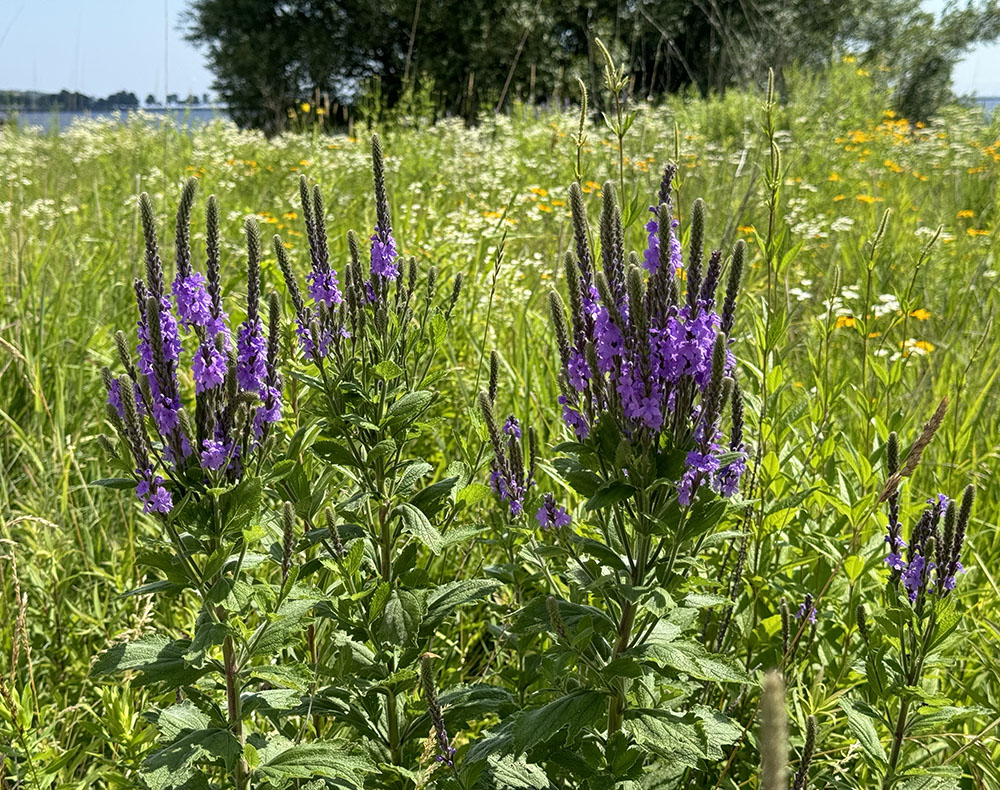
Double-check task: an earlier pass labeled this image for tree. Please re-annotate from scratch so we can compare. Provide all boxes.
[184,0,1000,133]
[145,93,157,106]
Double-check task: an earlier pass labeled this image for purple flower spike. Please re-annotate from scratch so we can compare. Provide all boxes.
[503,416,522,439]
[307,268,343,307]
[192,341,226,393]
[370,230,399,280]
[136,468,172,514]
[643,213,660,273]
[536,493,572,530]
[200,439,230,472]
[236,317,267,393]
[795,597,818,624]
[107,379,125,418]
[902,554,927,601]
[173,272,213,329]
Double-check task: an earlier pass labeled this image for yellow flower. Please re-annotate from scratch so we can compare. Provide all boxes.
[833,194,847,202]
[957,209,975,218]
[316,107,326,116]
[868,331,881,338]
[836,315,856,329]
[300,101,311,113]
[299,159,310,166]
[902,339,935,357]
[737,225,755,234]
[856,194,876,204]
[529,187,549,197]
[828,172,841,182]
[967,228,990,237]
[857,68,870,77]
[282,211,298,220]
[537,203,553,213]
[583,181,601,193]
[883,159,903,173]
[551,199,566,207]
[843,54,857,63]
[909,308,931,321]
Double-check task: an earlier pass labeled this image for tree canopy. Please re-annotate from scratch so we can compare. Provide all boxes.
[184,0,1000,133]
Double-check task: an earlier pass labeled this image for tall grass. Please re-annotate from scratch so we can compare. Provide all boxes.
[1,60,998,784]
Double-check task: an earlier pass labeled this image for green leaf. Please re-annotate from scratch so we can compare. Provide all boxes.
[250,663,313,692]
[377,589,427,646]
[91,477,137,490]
[385,390,433,425]
[91,634,206,687]
[150,701,214,741]
[394,502,445,554]
[839,699,887,763]
[397,460,433,491]
[343,539,364,577]
[899,776,960,790]
[425,579,501,627]
[634,628,748,683]
[551,457,602,497]
[251,597,317,658]
[311,440,358,467]
[143,727,242,776]
[844,554,865,584]
[482,755,549,789]
[373,359,405,380]
[255,741,376,785]
[512,690,607,755]
[584,480,637,511]
[627,710,704,767]
[410,475,461,518]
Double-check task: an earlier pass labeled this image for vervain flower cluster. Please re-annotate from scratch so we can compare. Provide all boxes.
[550,166,747,505]
[103,179,282,513]
[276,135,436,367]
[479,393,538,518]
[883,432,974,600]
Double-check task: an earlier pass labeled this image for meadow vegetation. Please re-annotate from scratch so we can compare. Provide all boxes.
[0,59,998,788]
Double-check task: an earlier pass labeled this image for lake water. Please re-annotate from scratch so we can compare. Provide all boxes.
[3,98,998,134]
[1,107,229,132]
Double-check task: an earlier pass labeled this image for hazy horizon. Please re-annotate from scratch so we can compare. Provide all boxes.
[1,1,999,100]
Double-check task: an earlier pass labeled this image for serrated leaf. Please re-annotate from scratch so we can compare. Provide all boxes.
[634,629,748,683]
[839,699,886,762]
[394,502,445,554]
[385,390,433,424]
[250,663,313,692]
[373,359,404,380]
[627,710,704,767]
[377,588,426,646]
[255,741,376,785]
[551,457,602,497]
[483,755,549,789]
[512,690,606,755]
[91,634,206,687]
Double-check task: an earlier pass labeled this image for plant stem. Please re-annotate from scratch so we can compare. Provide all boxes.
[884,697,910,788]
[223,634,249,790]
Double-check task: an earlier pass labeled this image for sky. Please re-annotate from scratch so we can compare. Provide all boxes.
[0,1,998,100]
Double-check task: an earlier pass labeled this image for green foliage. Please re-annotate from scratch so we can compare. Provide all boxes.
[1,62,999,789]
